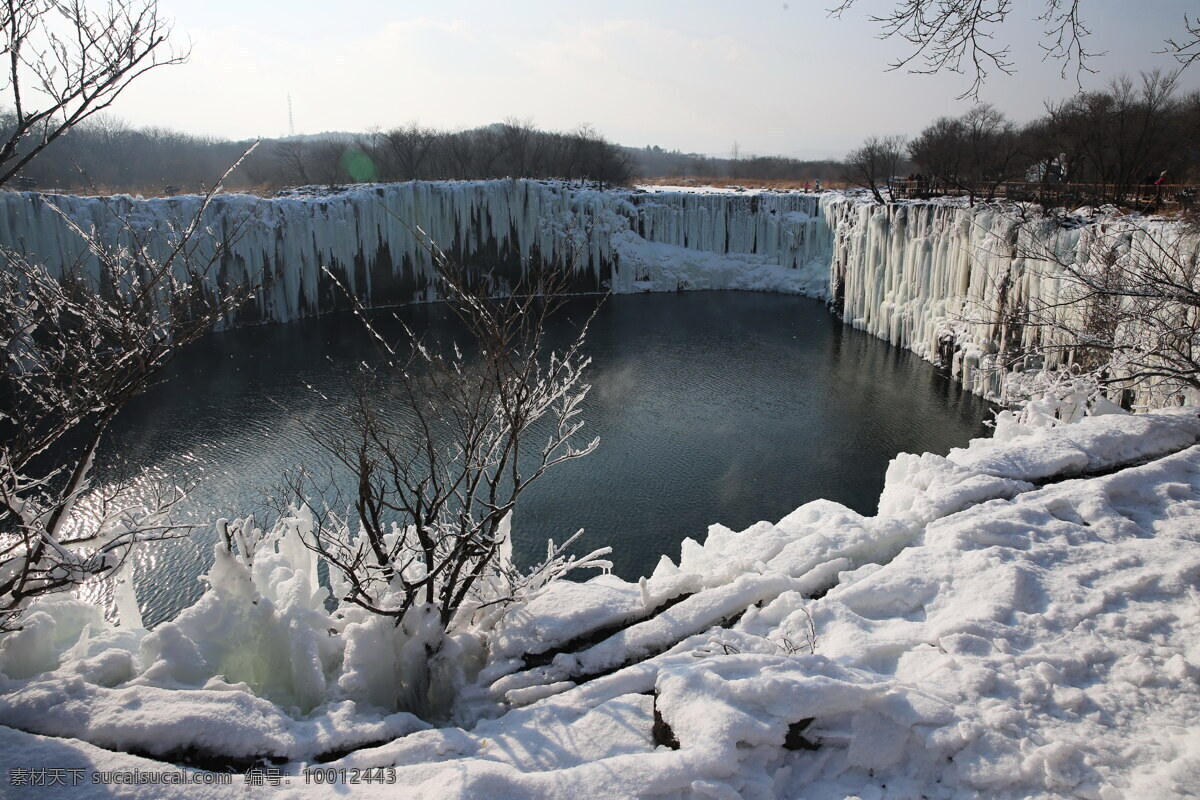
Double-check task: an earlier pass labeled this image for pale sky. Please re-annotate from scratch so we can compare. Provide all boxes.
[107,0,1200,160]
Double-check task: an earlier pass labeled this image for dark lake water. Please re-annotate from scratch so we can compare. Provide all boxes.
[93,292,992,626]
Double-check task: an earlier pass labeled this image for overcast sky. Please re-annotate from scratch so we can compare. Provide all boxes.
[111,0,1200,160]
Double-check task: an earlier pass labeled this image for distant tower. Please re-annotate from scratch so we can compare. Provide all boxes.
[287,93,295,137]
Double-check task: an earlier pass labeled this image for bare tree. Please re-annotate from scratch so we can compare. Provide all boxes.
[1018,116,1065,189]
[385,122,435,180]
[908,115,966,189]
[564,124,632,186]
[1048,71,1181,204]
[959,104,1020,203]
[906,105,1019,203]
[273,138,310,185]
[831,1,1200,99]
[438,129,472,179]
[0,0,188,186]
[311,135,347,186]
[0,153,260,631]
[471,125,508,178]
[844,134,906,203]
[498,117,537,178]
[287,246,607,715]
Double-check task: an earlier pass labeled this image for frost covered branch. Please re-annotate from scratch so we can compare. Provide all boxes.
[830,0,1101,99]
[843,134,907,204]
[286,242,605,715]
[0,0,188,187]
[0,148,259,630]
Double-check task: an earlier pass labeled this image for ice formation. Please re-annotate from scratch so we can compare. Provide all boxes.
[0,182,831,324]
[4,182,1192,407]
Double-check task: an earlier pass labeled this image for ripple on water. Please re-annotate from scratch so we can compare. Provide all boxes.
[90,292,991,626]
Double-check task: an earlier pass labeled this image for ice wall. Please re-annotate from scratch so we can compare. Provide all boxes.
[820,195,1077,399]
[2,182,1190,405]
[818,194,1199,407]
[0,182,830,324]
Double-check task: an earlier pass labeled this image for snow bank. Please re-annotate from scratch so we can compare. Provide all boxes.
[3,407,1199,798]
[948,406,1200,481]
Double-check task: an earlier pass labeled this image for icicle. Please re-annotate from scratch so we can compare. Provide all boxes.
[9,185,1185,405]
[114,572,143,630]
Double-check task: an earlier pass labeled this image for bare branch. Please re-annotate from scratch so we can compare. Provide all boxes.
[830,0,1102,99]
[1159,14,1200,71]
[0,146,260,630]
[0,0,188,187]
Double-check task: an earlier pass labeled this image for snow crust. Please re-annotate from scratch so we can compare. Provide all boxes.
[3,407,1200,798]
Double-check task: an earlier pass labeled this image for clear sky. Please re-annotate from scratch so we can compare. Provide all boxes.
[108,0,1200,160]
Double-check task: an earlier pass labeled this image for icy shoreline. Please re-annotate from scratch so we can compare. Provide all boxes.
[3,404,1200,798]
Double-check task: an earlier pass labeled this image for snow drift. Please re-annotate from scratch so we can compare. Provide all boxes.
[2,405,1200,798]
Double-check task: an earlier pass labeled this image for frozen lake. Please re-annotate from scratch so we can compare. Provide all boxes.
[94,292,991,626]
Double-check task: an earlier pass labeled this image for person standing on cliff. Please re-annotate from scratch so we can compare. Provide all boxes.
[1154,170,1170,206]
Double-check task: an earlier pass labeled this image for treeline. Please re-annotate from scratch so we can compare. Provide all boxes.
[630,144,843,183]
[3,114,261,193]
[278,121,632,186]
[3,117,634,194]
[846,71,1200,205]
[3,109,846,194]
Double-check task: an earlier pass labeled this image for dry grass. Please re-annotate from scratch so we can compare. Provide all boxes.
[22,177,852,198]
[19,180,284,198]
[636,176,850,191]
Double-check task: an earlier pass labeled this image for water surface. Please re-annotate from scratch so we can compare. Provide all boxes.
[96,292,991,625]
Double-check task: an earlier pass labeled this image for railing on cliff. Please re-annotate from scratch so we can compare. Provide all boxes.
[890,179,1197,211]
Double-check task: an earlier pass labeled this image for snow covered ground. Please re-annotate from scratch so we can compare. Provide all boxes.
[4,402,1200,798]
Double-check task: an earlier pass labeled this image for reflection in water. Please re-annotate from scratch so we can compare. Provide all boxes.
[89,292,992,626]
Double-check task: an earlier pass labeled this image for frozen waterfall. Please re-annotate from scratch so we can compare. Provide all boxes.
[0,182,830,323]
[1,181,1189,405]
